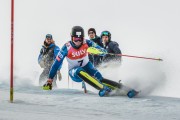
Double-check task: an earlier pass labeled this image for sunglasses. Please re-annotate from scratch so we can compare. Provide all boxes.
[73,37,83,42]
[46,38,52,40]
[88,31,94,34]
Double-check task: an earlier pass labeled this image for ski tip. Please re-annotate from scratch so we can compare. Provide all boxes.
[127,90,140,98]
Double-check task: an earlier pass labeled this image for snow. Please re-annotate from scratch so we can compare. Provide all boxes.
[1,84,180,120]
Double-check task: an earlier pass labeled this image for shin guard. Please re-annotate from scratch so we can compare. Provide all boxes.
[78,71,104,90]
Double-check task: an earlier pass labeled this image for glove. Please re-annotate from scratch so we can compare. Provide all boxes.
[43,79,53,90]
[99,48,107,56]
[57,70,62,81]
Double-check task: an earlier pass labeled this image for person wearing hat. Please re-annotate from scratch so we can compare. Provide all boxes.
[88,28,103,67]
[38,34,62,87]
[100,31,122,63]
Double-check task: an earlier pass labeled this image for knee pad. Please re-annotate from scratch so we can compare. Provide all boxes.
[77,71,104,90]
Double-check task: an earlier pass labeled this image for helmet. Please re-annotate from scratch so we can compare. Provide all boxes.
[71,26,84,38]
[100,31,111,41]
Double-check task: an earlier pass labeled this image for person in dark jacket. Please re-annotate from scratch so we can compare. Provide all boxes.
[38,34,62,87]
[88,28,103,67]
[100,31,122,63]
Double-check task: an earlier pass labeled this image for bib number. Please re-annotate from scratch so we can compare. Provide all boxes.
[78,60,84,66]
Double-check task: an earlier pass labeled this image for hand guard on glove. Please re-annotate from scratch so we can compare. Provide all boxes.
[43,79,53,90]
[99,48,107,56]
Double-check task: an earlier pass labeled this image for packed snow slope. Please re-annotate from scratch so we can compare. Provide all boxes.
[1,83,180,120]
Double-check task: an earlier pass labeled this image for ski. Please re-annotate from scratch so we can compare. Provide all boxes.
[102,78,139,98]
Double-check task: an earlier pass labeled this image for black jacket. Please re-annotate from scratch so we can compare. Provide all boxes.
[90,35,103,47]
[103,41,122,62]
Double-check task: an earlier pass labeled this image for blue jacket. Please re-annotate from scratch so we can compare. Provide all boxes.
[48,39,105,79]
[38,43,61,70]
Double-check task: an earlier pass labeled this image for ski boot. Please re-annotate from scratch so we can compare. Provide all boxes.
[99,86,112,97]
[127,89,139,98]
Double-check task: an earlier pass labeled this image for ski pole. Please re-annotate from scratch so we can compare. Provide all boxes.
[108,53,163,61]
[87,47,163,61]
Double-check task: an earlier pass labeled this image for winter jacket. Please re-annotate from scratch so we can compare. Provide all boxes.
[38,43,61,70]
[103,41,122,62]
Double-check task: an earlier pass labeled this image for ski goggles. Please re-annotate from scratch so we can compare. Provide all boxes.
[73,37,83,42]
[102,32,109,36]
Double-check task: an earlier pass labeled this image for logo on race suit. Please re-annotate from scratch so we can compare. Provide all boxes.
[56,52,63,61]
[76,32,81,37]
[72,49,86,58]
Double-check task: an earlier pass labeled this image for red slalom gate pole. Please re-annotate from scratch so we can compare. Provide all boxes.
[10,0,14,103]
[109,53,163,61]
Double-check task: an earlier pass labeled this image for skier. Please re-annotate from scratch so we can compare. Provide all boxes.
[100,31,122,63]
[38,34,62,87]
[43,26,138,98]
[43,26,112,96]
[88,28,103,67]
